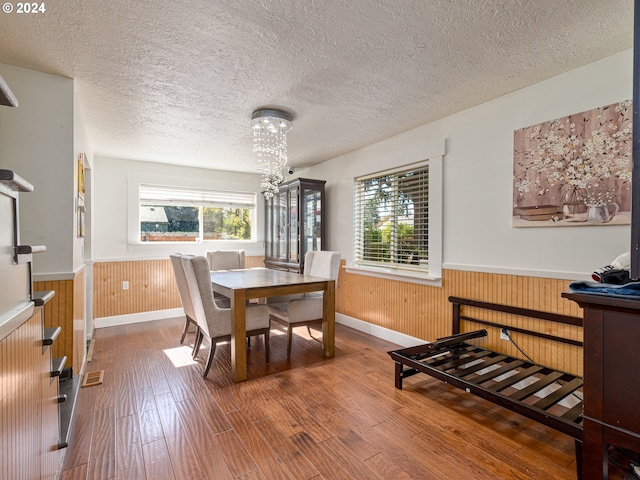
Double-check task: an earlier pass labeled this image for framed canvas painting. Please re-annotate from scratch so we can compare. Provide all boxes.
[513,100,632,227]
[77,153,85,207]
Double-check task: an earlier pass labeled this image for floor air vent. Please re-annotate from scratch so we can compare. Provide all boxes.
[81,370,104,388]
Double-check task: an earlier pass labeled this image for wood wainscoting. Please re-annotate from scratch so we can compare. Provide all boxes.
[337,262,584,376]
[34,268,86,374]
[93,259,180,319]
[93,257,583,375]
[92,255,266,320]
[0,307,62,480]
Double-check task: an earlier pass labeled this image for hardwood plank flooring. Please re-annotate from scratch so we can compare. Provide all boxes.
[60,317,626,480]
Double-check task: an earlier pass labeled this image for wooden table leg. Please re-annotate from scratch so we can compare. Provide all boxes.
[231,288,247,382]
[322,280,335,357]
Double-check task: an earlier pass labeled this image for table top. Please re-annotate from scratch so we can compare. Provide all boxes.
[210,268,331,290]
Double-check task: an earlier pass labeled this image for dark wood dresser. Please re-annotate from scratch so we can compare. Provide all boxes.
[563,292,640,479]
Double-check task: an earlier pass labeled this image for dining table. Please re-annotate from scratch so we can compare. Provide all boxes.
[210,267,336,382]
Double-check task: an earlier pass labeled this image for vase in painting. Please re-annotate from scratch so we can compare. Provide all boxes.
[562,187,588,222]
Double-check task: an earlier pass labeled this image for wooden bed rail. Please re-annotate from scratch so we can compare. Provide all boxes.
[449,296,584,347]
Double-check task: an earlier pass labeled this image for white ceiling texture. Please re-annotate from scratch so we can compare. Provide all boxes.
[0,0,634,173]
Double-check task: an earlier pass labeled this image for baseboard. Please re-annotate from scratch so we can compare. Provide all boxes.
[336,313,424,348]
[95,308,183,329]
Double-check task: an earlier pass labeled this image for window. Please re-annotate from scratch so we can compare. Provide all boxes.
[354,164,429,274]
[139,184,256,242]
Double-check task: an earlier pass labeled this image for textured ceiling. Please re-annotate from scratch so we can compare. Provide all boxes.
[0,0,634,172]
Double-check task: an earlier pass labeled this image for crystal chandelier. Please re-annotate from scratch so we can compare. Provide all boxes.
[251,108,292,198]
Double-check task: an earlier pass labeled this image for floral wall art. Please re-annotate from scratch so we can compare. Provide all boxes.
[513,100,632,227]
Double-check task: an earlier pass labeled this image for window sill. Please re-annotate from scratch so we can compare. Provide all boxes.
[124,240,264,258]
[344,265,442,287]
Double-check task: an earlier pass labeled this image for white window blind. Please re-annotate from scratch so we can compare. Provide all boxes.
[354,164,429,273]
[139,184,256,208]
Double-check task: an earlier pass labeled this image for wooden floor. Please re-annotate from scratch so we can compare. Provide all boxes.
[59,317,623,480]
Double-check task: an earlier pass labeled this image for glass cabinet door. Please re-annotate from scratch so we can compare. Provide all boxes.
[289,187,299,263]
[265,196,273,259]
[277,191,287,261]
[302,187,322,256]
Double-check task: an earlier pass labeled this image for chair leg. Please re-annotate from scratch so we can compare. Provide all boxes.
[203,340,216,377]
[179,316,191,344]
[192,329,203,359]
[287,325,293,358]
[264,330,270,364]
[306,323,322,342]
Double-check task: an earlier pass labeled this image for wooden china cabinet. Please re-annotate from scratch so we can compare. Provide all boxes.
[264,177,325,273]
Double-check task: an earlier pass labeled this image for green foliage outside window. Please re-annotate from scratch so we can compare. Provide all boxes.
[357,168,428,267]
[140,205,252,242]
[203,207,251,240]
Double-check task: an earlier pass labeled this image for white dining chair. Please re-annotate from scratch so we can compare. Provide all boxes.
[267,250,340,357]
[170,253,198,347]
[206,250,246,307]
[206,249,246,270]
[182,255,271,377]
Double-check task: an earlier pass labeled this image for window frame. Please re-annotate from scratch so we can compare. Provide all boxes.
[354,164,429,274]
[127,173,262,247]
[346,141,444,286]
[138,183,256,243]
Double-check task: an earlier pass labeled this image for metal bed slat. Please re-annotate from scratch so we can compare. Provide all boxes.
[430,348,492,371]
[468,359,525,385]
[562,401,584,423]
[453,354,508,377]
[488,365,545,393]
[532,377,583,411]
[508,371,565,401]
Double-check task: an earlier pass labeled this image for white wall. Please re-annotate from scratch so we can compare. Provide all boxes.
[73,85,93,271]
[73,84,94,337]
[302,49,634,279]
[0,64,75,275]
[93,156,266,261]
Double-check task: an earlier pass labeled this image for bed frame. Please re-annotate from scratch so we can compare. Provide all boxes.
[388,296,584,478]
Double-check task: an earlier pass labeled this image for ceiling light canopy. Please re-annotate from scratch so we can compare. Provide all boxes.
[251,108,292,199]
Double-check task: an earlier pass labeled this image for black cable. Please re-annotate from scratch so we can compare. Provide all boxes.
[504,329,534,363]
